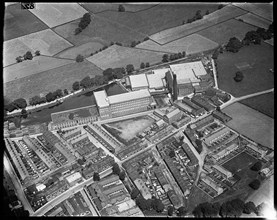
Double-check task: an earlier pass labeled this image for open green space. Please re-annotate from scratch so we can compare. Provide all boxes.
[217,43,273,97]
[240,93,274,118]
[4,3,48,41]
[222,102,274,149]
[187,185,213,212]
[4,60,102,101]
[102,116,155,146]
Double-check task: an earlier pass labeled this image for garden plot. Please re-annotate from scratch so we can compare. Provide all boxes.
[222,102,274,149]
[86,45,165,70]
[4,29,73,67]
[56,42,104,59]
[28,3,88,28]
[232,3,273,22]
[4,56,74,83]
[236,13,271,29]
[136,34,218,54]
[197,19,256,45]
[150,5,247,44]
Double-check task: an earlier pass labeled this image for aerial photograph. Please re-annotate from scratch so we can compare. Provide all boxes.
[3,2,274,218]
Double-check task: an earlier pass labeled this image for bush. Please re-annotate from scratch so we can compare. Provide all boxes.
[35,50,40,56]
[234,71,244,82]
[140,62,145,69]
[249,179,261,190]
[118,4,125,12]
[76,54,84,62]
[75,27,82,35]
[243,201,256,214]
[21,109,28,119]
[131,188,140,200]
[251,161,262,171]
[24,51,33,60]
[145,62,150,68]
[72,81,80,91]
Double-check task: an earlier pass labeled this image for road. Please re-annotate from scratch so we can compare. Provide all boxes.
[211,58,218,89]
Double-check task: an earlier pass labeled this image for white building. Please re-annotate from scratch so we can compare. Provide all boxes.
[128,74,149,91]
[65,172,82,187]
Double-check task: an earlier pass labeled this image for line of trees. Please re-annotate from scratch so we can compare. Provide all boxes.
[112,163,126,181]
[16,50,40,63]
[162,51,186,63]
[75,13,91,35]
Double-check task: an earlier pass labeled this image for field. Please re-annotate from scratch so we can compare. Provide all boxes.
[136,34,218,54]
[150,5,247,45]
[102,116,155,146]
[28,3,88,28]
[4,56,74,83]
[235,13,272,29]
[197,19,256,45]
[217,43,274,97]
[240,93,274,118]
[4,29,73,67]
[86,45,165,70]
[187,185,213,212]
[232,3,273,21]
[4,3,48,41]
[56,42,104,59]
[4,60,102,101]
[222,102,274,149]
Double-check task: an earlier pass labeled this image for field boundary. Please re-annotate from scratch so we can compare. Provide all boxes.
[234,15,271,29]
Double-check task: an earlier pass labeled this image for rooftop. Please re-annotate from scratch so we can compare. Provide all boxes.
[147,68,168,89]
[129,74,149,89]
[65,172,82,183]
[108,89,151,104]
[94,90,109,108]
[212,164,233,176]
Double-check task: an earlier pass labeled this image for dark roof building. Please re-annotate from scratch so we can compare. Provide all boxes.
[212,110,232,123]
[191,95,216,112]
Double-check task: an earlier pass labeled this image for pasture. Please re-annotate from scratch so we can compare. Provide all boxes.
[197,19,256,45]
[236,13,271,29]
[232,3,273,21]
[4,3,48,41]
[4,29,73,67]
[222,102,274,149]
[28,3,88,28]
[4,61,102,101]
[240,93,274,118]
[4,56,74,83]
[217,43,274,97]
[56,42,104,59]
[136,34,219,54]
[150,5,247,44]
[86,45,165,70]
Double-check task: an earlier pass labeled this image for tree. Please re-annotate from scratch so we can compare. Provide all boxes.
[126,64,134,74]
[249,179,261,190]
[145,62,150,68]
[152,198,164,212]
[256,27,271,40]
[144,36,149,41]
[72,81,80,91]
[94,75,104,85]
[168,206,174,216]
[169,150,176,158]
[119,171,126,181]
[162,54,169,63]
[131,41,137,47]
[177,206,187,216]
[113,67,125,79]
[24,51,33,60]
[187,18,193,23]
[212,50,219,59]
[140,62,145,69]
[230,198,245,217]
[193,205,203,217]
[46,92,55,102]
[245,31,262,44]
[118,4,125,12]
[205,10,210,15]
[80,76,92,89]
[93,172,100,181]
[267,22,273,35]
[83,13,91,24]
[251,161,262,171]
[226,37,243,52]
[16,56,23,63]
[131,188,140,200]
[136,196,147,211]
[75,27,82,35]
[234,71,244,82]
[55,89,63,98]
[13,98,27,109]
[63,89,69,96]
[35,50,40,56]
[112,163,121,175]
[219,202,228,218]
[195,139,203,153]
[218,4,224,9]
[103,68,114,81]
[145,199,153,211]
[195,10,203,20]
[243,201,257,214]
[182,51,186,58]
[76,54,84,62]
[21,109,28,119]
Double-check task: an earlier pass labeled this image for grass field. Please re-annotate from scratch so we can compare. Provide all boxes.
[4,29,73,67]
[4,3,48,41]
[56,42,104,59]
[232,3,273,21]
[102,116,155,146]
[29,3,88,28]
[222,102,274,149]
[136,34,218,54]
[4,60,102,101]
[197,19,256,45]
[240,93,274,118]
[150,5,247,45]
[4,56,74,83]
[187,185,213,212]
[86,45,165,70]
[217,43,273,97]
[235,13,272,29]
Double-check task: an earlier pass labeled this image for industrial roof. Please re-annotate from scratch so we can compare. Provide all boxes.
[166,108,181,119]
[129,74,149,89]
[212,164,233,176]
[147,68,169,89]
[108,89,151,104]
[65,172,82,183]
[94,90,109,108]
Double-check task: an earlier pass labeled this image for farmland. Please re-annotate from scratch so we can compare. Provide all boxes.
[4,56,74,83]
[240,93,274,118]
[86,45,165,70]
[4,3,48,41]
[4,29,73,67]
[4,60,102,101]
[197,19,256,45]
[217,43,274,97]
[28,3,88,28]
[222,102,274,149]
[136,34,218,54]
[235,13,272,29]
[150,5,247,45]
[56,42,104,59]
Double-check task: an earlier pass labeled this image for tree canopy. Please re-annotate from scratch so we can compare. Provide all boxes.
[226,37,243,52]
[168,206,174,216]
[93,172,100,181]
[13,98,27,109]
[126,64,135,74]
[131,188,140,200]
[76,54,84,62]
[243,201,257,214]
[251,161,262,171]
[234,71,244,82]
[118,5,125,12]
[177,206,187,216]
[119,171,126,181]
[249,179,261,190]
[72,81,80,91]
[112,163,121,175]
